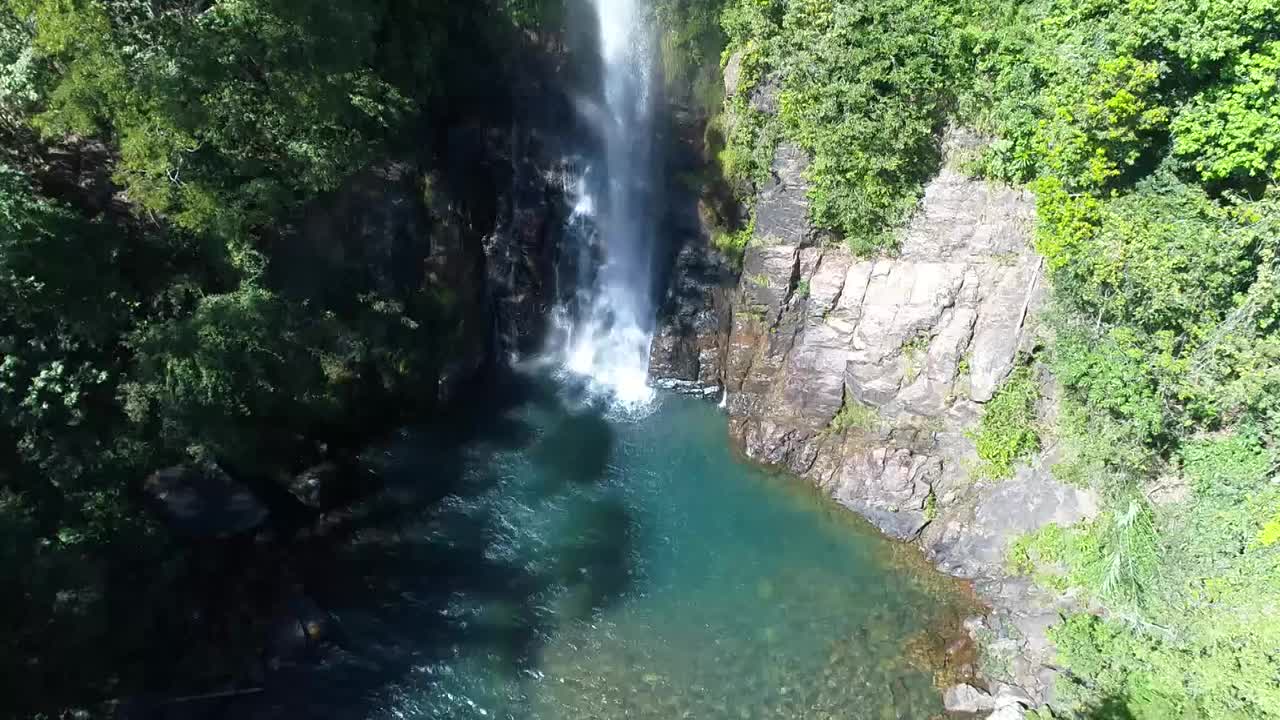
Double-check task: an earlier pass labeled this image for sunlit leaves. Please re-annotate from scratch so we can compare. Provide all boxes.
[720,0,958,252]
[1173,43,1280,183]
[972,366,1041,480]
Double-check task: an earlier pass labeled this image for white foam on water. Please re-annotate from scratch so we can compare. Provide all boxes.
[563,311,655,411]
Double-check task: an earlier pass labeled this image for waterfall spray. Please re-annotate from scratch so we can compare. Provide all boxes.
[553,0,658,409]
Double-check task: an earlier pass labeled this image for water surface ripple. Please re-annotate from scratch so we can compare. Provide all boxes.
[250,377,977,719]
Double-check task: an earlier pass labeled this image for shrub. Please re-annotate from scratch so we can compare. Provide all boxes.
[1180,431,1274,500]
[972,366,1041,479]
[1172,43,1280,184]
[720,0,960,252]
[828,397,879,434]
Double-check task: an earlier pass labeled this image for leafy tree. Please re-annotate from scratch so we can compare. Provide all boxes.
[0,0,562,712]
[0,3,38,133]
[0,164,137,511]
[958,0,1280,716]
[720,0,959,252]
[1173,42,1280,184]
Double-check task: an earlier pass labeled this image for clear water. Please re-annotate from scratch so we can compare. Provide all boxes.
[242,377,976,719]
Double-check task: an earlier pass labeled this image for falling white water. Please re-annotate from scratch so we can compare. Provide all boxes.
[551,0,658,410]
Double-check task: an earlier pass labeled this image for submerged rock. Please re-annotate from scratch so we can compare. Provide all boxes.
[266,592,336,670]
[287,462,342,509]
[143,464,268,539]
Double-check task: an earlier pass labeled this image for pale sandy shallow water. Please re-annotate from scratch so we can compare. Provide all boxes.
[233,376,977,719]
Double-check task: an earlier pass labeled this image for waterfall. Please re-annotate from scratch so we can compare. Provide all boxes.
[552,0,658,409]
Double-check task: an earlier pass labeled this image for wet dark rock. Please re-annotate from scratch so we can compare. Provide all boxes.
[285,462,374,511]
[143,464,269,539]
[280,159,492,409]
[653,377,722,398]
[265,593,335,671]
[649,241,736,391]
[648,95,739,393]
[481,132,570,359]
[277,52,577,402]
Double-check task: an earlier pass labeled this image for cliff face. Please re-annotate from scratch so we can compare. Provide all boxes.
[650,115,1098,705]
[278,31,580,410]
[649,103,740,393]
[278,135,569,415]
[727,131,1052,538]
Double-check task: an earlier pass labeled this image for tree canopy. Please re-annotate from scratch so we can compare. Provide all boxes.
[0,0,556,712]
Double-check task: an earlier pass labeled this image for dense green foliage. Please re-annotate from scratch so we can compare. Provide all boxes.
[719,0,961,252]
[655,0,727,111]
[0,0,556,713]
[5,0,1280,716]
[960,0,1280,716]
[718,0,1280,715]
[971,366,1041,480]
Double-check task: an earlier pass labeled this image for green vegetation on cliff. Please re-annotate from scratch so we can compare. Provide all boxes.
[655,0,727,110]
[972,366,1041,480]
[720,0,1280,716]
[719,0,961,252]
[963,0,1280,715]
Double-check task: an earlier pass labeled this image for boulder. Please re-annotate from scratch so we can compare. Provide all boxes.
[286,462,347,510]
[922,465,1100,579]
[992,682,1035,709]
[945,683,996,714]
[987,706,1027,720]
[143,464,268,539]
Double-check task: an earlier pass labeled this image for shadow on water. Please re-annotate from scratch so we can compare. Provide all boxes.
[551,494,634,618]
[530,410,614,489]
[194,371,632,720]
